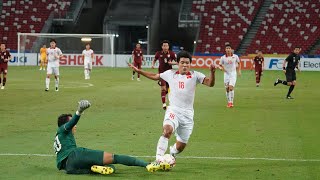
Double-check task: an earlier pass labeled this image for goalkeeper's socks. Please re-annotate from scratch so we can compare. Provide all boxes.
[156,136,169,160]
[113,154,148,167]
[46,78,50,89]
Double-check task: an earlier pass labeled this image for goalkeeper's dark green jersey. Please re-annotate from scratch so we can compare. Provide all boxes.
[53,114,80,169]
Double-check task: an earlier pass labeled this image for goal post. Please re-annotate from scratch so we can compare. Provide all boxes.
[17,33,115,66]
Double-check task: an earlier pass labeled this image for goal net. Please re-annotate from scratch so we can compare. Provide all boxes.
[17,33,115,67]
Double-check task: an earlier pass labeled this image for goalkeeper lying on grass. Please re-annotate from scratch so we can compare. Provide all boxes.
[53,100,170,175]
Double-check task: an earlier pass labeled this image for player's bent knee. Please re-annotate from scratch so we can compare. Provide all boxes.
[229,86,234,91]
[161,86,167,91]
[162,125,173,138]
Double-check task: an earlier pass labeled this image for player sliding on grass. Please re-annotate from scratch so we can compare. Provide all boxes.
[129,50,216,163]
[274,47,301,99]
[53,100,169,175]
[218,44,241,108]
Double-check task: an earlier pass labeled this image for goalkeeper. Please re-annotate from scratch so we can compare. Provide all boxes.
[53,100,169,175]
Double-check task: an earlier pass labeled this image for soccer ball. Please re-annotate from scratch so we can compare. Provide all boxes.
[162,154,176,168]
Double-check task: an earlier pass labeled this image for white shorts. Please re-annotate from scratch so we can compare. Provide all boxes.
[163,106,194,144]
[84,60,92,69]
[224,72,236,87]
[47,66,59,76]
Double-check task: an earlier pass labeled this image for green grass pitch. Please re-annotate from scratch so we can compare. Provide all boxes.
[0,66,319,179]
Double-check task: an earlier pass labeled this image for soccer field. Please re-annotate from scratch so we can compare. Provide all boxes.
[0,66,319,179]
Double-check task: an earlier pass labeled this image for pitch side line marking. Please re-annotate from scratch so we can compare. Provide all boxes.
[1,153,320,162]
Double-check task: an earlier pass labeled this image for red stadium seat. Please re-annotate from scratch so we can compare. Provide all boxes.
[246,0,320,54]
[192,0,263,54]
[0,0,72,50]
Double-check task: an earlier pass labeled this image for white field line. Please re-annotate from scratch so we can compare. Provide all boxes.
[1,153,320,162]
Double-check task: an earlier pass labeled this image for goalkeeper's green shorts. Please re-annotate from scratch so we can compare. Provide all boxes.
[65,147,104,174]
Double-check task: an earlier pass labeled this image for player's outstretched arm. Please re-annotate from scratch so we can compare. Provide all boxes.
[63,100,91,131]
[202,64,216,87]
[128,63,160,80]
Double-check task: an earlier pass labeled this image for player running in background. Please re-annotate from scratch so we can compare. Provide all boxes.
[151,40,177,110]
[131,43,144,81]
[218,44,241,108]
[54,100,168,175]
[0,43,12,90]
[82,43,94,80]
[129,50,216,164]
[39,44,47,71]
[274,47,301,99]
[46,39,63,92]
[251,50,264,87]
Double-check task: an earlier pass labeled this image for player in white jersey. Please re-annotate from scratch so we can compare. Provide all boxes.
[128,50,216,163]
[82,43,94,80]
[218,44,241,108]
[45,39,63,92]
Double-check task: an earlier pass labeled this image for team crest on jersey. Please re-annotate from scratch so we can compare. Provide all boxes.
[167,54,170,58]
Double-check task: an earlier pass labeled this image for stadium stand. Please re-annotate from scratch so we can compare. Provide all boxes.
[192,0,263,54]
[191,0,319,54]
[246,0,320,54]
[0,0,71,50]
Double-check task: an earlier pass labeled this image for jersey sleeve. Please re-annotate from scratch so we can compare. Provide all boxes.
[57,113,80,134]
[171,51,177,61]
[236,55,240,63]
[82,50,85,55]
[194,71,206,84]
[160,70,173,83]
[285,54,292,61]
[7,51,11,57]
[219,57,224,65]
[154,52,159,61]
[58,48,62,55]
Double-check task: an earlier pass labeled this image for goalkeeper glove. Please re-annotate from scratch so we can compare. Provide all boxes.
[77,100,91,114]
